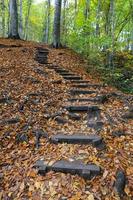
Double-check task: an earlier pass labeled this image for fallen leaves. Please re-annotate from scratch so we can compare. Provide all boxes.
[0,39,133,199]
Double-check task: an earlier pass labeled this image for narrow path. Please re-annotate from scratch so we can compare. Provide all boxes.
[0,40,132,199]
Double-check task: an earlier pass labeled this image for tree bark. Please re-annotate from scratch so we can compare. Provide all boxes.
[61,0,67,45]
[1,0,5,37]
[53,0,62,48]
[8,0,20,39]
[106,0,115,68]
[130,1,133,54]
[44,0,51,43]
[19,0,23,38]
[84,0,90,20]
[24,0,32,40]
[96,0,101,36]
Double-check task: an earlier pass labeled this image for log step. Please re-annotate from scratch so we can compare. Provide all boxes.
[70,89,96,95]
[34,159,101,179]
[70,80,90,83]
[59,73,77,76]
[71,84,103,88]
[65,105,100,112]
[50,134,102,146]
[68,95,108,103]
[63,76,82,80]
[55,69,69,73]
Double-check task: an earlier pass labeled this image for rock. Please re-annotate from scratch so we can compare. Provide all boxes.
[16,133,29,143]
[114,170,126,197]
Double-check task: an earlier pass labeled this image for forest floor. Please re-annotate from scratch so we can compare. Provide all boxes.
[0,39,133,200]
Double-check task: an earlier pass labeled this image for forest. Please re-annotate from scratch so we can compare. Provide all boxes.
[0,0,133,93]
[0,0,133,200]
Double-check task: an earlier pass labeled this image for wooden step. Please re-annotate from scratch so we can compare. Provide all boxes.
[63,76,82,80]
[59,73,77,76]
[34,159,101,179]
[68,95,108,103]
[70,89,96,95]
[70,80,90,83]
[50,134,102,146]
[55,69,69,73]
[71,84,103,88]
[65,105,100,112]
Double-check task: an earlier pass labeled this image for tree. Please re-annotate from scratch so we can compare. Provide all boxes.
[9,0,20,39]
[19,0,23,38]
[44,0,51,43]
[24,0,32,40]
[53,0,62,48]
[1,0,5,37]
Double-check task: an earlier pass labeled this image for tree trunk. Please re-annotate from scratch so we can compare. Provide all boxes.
[53,0,62,48]
[19,0,23,38]
[62,0,67,45]
[106,0,115,68]
[130,1,133,54]
[1,0,5,37]
[44,0,51,43]
[96,0,101,36]
[9,0,20,39]
[84,0,90,20]
[24,0,32,40]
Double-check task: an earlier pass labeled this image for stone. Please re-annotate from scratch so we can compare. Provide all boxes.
[114,170,126,197]
[50,134,102,147]
[70,89,96,95]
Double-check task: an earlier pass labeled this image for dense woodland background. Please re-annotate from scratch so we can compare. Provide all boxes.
[0,0,133,93]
